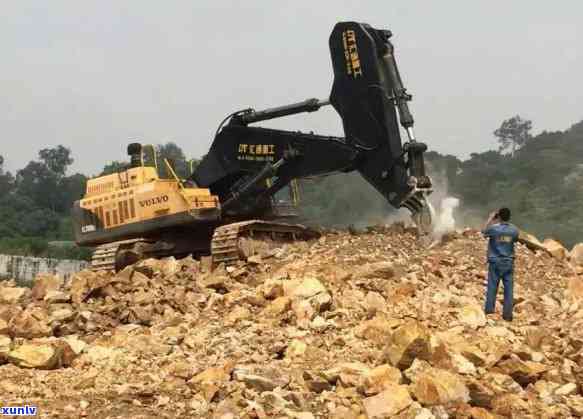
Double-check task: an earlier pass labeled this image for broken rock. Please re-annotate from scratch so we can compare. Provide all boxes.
[44,290,71,304]
[290,277,328,299]
[323,362,370,387]
[496,355,548,386]
[0,286,29,305]
[567,277,583,302]
[31,273,63,300]
[9,307,53,338]
[457,305,486,329]
[70,270,105,305]
[362,364,402,395]
[542,238,568,260]
[362,385,413,418]
[263,296,292,318]
[490,393,529,417]
[234,369,289,392]
[358,262,399,280]
[383,320,431,369]
[0,318,8,335]
[7,343,63,369]
[518,231,546,252]
[0,335,11,364]
[570,243,583,266]
[411,367,470,406]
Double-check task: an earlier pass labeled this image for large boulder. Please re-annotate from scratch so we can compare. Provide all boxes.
[457,305,486,329]
[233,368,289,393]
[467,372,523,408]
[81,344,127,368]
[490,393,529,417]
[355,316,401,347]
[518,231,546,253]
[323,362,370,388]
[189,362,234,402]
[430,342,477,375]
[362,365,403,396]
[62,335,87,355]
[496,355,548,386]
[44,290,71,304]
[567,277,583,302]
[357,262,400,280]
[9,307,53,338]
[284,277,332,327]
[31,274,63,301]
[0,335,11,364]
[70,270,114,305]
[7,343,64,369]
[410,367,470,406]
[362,385,413,418]
[570,243,583,266]
[262,296,292,318]
[542,238,568,260]
[289,277,328,299]
[382,320,431,370]
[0,286,29,305]
[0,318,9,335]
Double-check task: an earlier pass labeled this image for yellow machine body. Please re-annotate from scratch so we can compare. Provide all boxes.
[72,165,220,246]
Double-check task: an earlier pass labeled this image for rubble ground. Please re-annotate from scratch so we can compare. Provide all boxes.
[1,224,583,418]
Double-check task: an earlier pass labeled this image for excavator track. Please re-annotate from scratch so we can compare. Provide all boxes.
[211,220,320,266]
[89,239,144,272]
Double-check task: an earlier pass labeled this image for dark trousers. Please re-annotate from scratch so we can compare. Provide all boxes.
[485,258,514,321]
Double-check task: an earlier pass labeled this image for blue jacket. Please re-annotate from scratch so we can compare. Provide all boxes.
[482,222,519,261]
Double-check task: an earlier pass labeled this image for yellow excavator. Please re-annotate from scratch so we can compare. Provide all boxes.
[72,21,434,271]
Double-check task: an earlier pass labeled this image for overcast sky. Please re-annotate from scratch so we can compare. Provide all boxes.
[1,1,581,175]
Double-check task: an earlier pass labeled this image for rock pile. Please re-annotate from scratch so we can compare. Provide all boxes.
[0,225,582,418]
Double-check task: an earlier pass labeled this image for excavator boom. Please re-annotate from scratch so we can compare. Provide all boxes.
[193,21,432,228]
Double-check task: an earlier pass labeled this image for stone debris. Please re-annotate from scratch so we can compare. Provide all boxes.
[0,285,29,304]
[362,385,413,418]
[543,238,569,260]
[383,320,431,369]
[0,226,581,417]
[570,243,583,266]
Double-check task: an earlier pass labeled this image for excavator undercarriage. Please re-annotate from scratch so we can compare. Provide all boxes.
[89,220,319,272]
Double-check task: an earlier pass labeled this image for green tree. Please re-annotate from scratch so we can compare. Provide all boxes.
[494,115,533,157]
[0,155,15,196]
[158,142,190,179]
[38,145,73,176]
[100,161,130,176]
[16,146,80,213]
[16,161,60,210]
[58,173,87,213]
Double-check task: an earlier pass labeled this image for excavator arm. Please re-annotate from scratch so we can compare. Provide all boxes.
[192,21,433,231]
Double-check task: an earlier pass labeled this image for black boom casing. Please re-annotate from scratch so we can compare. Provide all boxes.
[329,22,411,206]
[192,21,431,218]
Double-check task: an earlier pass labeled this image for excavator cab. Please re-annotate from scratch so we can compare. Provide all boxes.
[267,178,301,219]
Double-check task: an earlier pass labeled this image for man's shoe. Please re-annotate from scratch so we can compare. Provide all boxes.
[503,317,513,322]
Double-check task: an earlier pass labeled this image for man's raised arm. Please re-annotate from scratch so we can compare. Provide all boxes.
[482,211,499,236]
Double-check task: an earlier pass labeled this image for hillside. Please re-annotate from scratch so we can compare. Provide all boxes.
[1,226,583,417]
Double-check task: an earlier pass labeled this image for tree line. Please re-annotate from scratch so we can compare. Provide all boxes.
[1,115,582,259]
[0,142,198,259]
[300,115,583,249]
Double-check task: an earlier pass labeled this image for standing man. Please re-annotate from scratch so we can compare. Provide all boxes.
[482,208,519,321]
